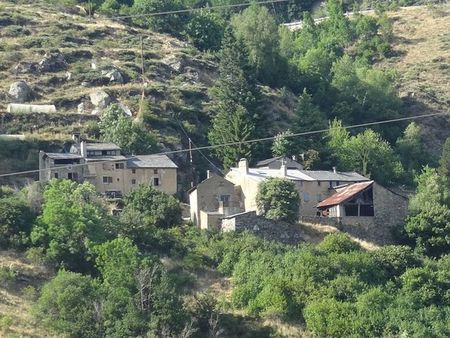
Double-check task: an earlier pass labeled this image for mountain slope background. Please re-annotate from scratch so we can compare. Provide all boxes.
[0,2,449,186]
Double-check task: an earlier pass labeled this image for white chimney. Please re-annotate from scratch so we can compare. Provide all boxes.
[280,158,287,177]
[332,166,337,174]
[80,141,87,157]
[206,170,212,179]
[238,158,249,174]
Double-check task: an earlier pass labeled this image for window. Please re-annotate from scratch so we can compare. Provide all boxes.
[131,169,136,174]
[317,181,321,186]
[131,179,136,185]
[153,169,158,174]
[103,176,113,184]
[153,177,160,186]
[54,173,59,179]
[303,192,310,202]
[102,150,107,155]
[68,172,78,181]
[220,195,230,207]
[115,163,124,169]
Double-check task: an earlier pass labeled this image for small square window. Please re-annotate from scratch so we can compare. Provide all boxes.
[132,179,136,185]
[153,169,158,174]
[103,176,113,184]
[131,169,136,174]
[153,177,160,186]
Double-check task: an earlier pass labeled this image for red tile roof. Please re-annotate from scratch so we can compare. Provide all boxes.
[317,181,374,208]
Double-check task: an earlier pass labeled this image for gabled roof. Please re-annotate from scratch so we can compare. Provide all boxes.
[127,154,177,169]
[317,181,374,208]
[86,143,121,151]
[255,156,284,167]
[255,156,303,169]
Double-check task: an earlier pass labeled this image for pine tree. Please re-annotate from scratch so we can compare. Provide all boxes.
[293,89,327,152]
[208,28,259,169]
[439,137,450,179]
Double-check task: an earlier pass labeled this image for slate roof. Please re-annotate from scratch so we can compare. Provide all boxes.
[86,142,121,151]
[85,155,127,162]
[255,157,284,167]
[300,170,368,182]
[127,154,177,168]
[45,153,84,160]
[317,181,374,208]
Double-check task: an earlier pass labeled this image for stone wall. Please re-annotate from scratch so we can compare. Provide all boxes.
[221,211,302,245]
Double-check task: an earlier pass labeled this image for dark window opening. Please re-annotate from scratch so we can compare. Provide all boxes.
[153,169,158,174]
[220,195,230,207]
[360,204,374,216]
[132,169,136,174]
[54,159,80,165]
[132,179,136,185]
[68,172,78,181]
[103,176,113,184]
[102,150,107,155]
[344,204,358,216]
[153,177,159,186]
[54,173,59,179]
[115,163,124,169]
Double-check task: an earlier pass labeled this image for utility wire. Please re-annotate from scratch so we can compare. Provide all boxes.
[3,0,289,29]
[0,111,447,178]
[175,118,224,175]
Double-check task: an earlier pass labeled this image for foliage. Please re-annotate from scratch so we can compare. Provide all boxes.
[31,180,111,271]
[185,10,225,51]
[256,177,300,223]
[271,130,296,157]
[231,4,281,85]
[396,122,430,184]
[327,119,404,185]
[405,167,450,256]
[317,233,360,254]
[208,28,259,169]
[293,89,327,152]
[34,270,102,338]
[131,0,188,36]
[99,104,158,155]
[0,192,35,249]
[123,185,181,229]
[439,136,450,178]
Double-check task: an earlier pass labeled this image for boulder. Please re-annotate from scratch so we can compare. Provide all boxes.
[9,81,32,103]
[38,52,67,72]
[102,68,125,84]
[89,90,111,109]
[12,62,38,75]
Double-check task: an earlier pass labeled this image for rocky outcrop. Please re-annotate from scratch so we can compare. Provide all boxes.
[38,52,68,72]
[90,90,111,108]
[9,81,32,103]
[101,67,125,84]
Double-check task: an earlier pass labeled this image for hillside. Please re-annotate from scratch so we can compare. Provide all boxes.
[0,0,297,184]
[378,5,450,155]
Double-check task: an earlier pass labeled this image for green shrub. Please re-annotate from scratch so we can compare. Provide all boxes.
[0,314,14,333]
[0,266,17,288]
[256,177,300,223]
[317,233,361,254]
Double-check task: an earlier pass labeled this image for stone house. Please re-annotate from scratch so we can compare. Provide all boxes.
[316,181,409,243]
[39,135,177,197]
[225,158,368,217]
[188,172,242,229]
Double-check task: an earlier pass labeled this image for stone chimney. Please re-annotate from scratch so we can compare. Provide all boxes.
[80,141,87,158]
[332,166,337,174]
[238,158,249,174]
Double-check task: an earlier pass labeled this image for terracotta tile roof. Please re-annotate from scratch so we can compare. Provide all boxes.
[317,181,374,208]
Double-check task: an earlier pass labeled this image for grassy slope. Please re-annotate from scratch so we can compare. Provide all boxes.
[379,5,450,156]
[0,251,54,337]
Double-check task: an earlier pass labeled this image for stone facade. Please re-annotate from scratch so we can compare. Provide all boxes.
[189,174,242,228]
[221,211,303,245]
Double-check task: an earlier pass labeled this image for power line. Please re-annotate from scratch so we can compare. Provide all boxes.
[0,111,447,178]
[3,0,289,29]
